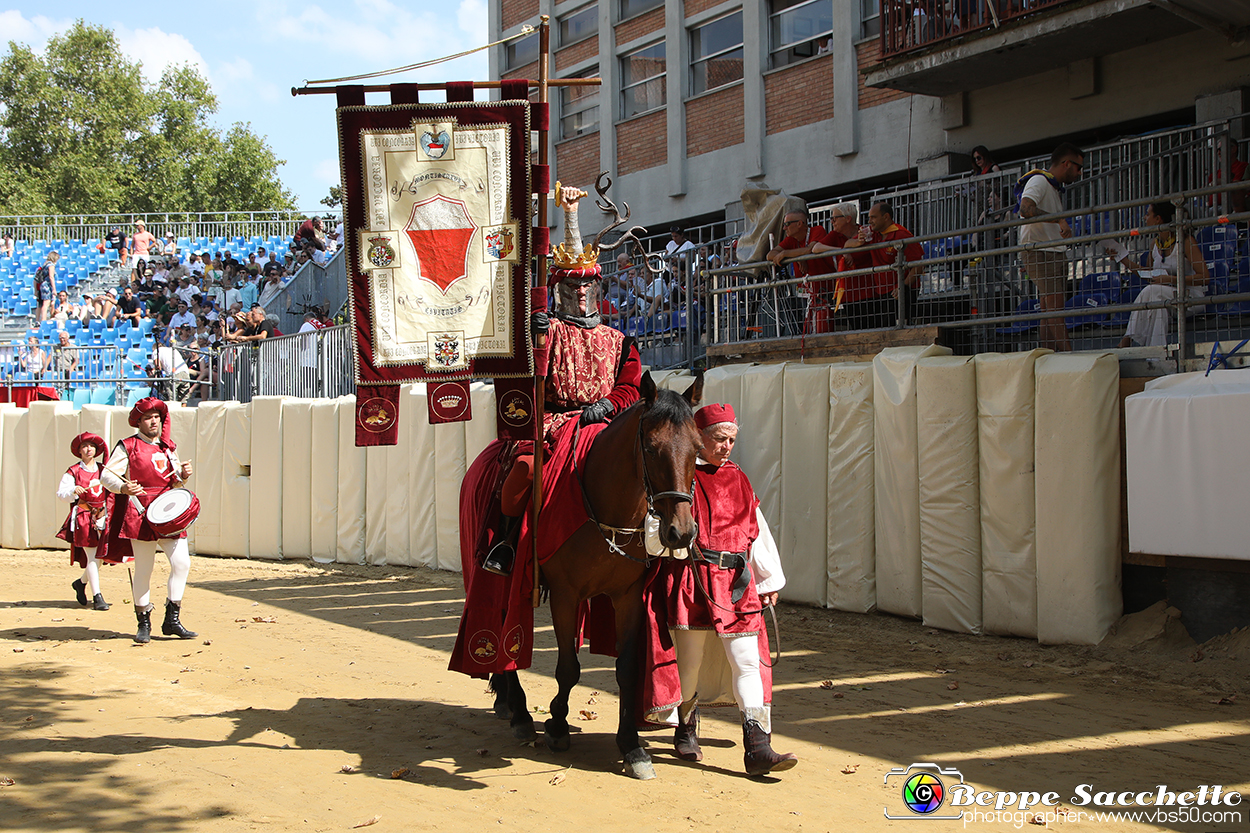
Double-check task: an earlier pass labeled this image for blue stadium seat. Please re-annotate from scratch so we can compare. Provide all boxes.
[997,298,1040,334]
[1066,290,1113,328]
[89,386,116,406]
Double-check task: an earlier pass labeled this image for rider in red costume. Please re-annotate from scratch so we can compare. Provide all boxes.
[481,183,642,576]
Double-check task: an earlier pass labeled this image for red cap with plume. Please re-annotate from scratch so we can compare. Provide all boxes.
[70,432,108,463]
[128,397,175,450]
[695,403,736,430]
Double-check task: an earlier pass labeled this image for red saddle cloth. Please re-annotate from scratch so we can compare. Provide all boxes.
[448,419,618,678]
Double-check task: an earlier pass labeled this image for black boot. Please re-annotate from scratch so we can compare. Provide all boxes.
[161,600,198,639]
[134,605,153,644]
[92,593,110,611]
[481,514,521,577]
[742,718,797,776]
[674,708,702,761]
[72,579,89,606]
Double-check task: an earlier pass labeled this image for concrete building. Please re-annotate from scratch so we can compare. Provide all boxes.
[490,0,1250,229]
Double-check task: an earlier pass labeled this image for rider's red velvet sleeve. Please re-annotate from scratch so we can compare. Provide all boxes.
[606,339,641,412]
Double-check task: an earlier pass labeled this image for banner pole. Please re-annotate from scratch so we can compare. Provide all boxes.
[531,15,551,609]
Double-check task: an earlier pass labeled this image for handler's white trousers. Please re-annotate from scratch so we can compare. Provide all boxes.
[129,538,190,608]
[79,546,101,596]
[672,629,769,731]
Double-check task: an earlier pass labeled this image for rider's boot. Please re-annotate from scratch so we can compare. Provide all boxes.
[482,514,522,577]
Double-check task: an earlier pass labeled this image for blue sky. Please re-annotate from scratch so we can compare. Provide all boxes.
[1,1,491,210]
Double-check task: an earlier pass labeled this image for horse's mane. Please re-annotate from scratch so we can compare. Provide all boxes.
[640,387,695,427]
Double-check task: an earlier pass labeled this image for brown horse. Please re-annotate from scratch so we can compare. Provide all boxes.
[491,371,703,779]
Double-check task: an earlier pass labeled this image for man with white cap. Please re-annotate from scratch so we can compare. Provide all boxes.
[642,402,796,777]
[101,397,197,643]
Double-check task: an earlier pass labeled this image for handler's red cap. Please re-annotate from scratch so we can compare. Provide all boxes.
[128,397,168,428]
[70,432,108,463]
[694,403,736,430]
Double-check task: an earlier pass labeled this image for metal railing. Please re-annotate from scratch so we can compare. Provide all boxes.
[0,210,333,250]
[258,249,349,336]
[217,325,354,402]
[881,0,1079,59]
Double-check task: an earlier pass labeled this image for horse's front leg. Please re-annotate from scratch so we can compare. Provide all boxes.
[544,594,581,752]
[613,580,655,780]
[491,671,536,740]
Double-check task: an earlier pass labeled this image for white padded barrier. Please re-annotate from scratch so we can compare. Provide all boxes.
[780,364,832,607]
[280,400,314,560]
[730,365,785,558]
[1,405,29,549]
[193,402,227,556]
[364,442,389,564]
[827,362,876,613]
[917,356,982,634]
[219,401,251,559]
[975,349,1050,638]
[248,397,284,559]
[1126,371,1250,559]
[466,381,498,466]
[166,403,198,553]
[383,387,416,566]
[407,385,439,568]
[873,344,952,618]
[78,405,113,448]
[107,407,133,454]
[308,399,340,563]
[335,396,366,564]
[1035,353,1122,645]
[26,401,78,550]
[657,371,695,393]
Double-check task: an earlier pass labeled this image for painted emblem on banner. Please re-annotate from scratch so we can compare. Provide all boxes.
[417,122,455,162]
[427,331,467,371]
[504,625,524,661]
[429,381,470,421]
[357,397,397,433]
[499,389,532,428]
[367,234,397,268]
[470,630,497,663]
[152,453,169,475]
[405,195,477,294]
[483,223,518,262]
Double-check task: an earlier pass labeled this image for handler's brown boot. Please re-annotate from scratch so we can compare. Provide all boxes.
[742,714,797,776]
[674,708,702,761]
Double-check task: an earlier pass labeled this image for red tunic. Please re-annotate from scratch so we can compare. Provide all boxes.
[661,460,764,635]
[779,226,844,302]
[543,319,640,437]
[57,463,130,566]
[115,436,184,541]
[841,223,924,303]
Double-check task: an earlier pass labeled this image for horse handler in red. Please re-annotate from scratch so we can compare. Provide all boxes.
[57,432,131,610]
[642,402,797,777]
[100,398,196,644]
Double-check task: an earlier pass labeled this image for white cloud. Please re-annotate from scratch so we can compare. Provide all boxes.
[113,25,209,85]
[0,11,73,50]
[313,158,342,188]
[217,57,254,83]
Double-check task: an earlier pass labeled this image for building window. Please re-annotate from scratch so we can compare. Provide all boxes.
[560,5,598,46]
[506,31,540,70]
[861,0,880,39]
[620,42,666,118]
[620,0,662,19]
[690,12,743,95]
[769,0,833,68]
[560,67,600,139]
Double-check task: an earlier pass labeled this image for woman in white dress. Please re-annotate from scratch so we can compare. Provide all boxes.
[1117,202,1211,348]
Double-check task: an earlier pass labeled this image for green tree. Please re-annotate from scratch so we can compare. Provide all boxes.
[321,184,343,209]
[0,20,294,215]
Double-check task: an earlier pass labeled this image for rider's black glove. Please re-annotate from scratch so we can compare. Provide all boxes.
[578,397,615,426]
[531,310,550,335]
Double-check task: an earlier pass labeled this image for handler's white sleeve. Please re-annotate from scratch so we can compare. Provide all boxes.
[56,471,76,502]
[100,442,130,494]
[749,506,785,595]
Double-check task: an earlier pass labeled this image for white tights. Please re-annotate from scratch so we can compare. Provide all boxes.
[129,538,191,609]
[672,629,766,729]
[79,547,101,596]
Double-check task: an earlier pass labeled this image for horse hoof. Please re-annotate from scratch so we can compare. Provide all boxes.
[512,720,537,742]
[623,748,656,780]
[544,720,571,752]
[493,699,512,721]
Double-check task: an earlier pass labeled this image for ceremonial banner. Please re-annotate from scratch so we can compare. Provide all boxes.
[338,99,534,444]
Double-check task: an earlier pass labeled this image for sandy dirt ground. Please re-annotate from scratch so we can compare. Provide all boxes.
[2,548,1248,833]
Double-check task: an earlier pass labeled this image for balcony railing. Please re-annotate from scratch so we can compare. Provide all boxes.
[881,0,1078,59]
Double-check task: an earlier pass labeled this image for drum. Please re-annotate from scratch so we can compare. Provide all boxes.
[145,488,200,537]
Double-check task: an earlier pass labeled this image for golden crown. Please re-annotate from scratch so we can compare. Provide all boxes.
[551,242,601,269]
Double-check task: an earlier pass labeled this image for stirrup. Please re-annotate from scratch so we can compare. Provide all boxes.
[481,540,516,577]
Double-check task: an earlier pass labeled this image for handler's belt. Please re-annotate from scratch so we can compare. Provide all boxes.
[693,548,751,603]
[694,549,747,570]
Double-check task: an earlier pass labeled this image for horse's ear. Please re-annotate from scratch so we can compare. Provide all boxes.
[682,371,704,408]
[640,370,657,404]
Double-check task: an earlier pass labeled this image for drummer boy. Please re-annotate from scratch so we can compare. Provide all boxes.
[100,397,198,644]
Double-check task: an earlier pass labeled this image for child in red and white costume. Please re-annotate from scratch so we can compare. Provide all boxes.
[57,432,129,611]
[100,397,196,644]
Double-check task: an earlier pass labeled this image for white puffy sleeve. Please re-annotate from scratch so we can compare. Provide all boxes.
[749,506,785,596]
[57,471,77,502]
[100,442,130,494]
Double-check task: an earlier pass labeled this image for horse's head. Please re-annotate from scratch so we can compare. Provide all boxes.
[638,370,704,550]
